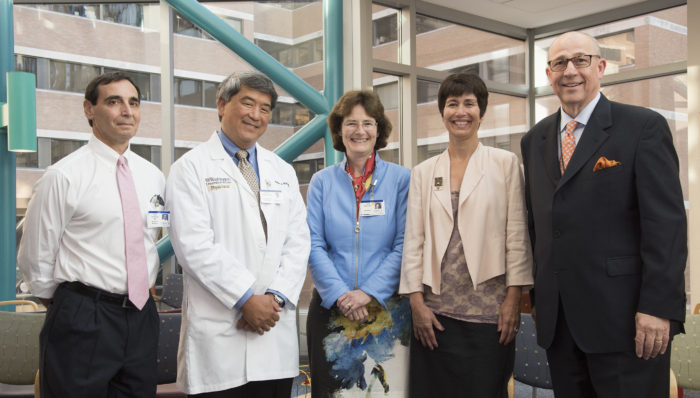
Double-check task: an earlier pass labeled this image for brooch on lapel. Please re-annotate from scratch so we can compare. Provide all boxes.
[593,156,621,172]
[434,177,443,191]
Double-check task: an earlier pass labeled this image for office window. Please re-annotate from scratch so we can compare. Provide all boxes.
[417,79,440,104]
[174,78,203,106]
[416,15,526,85]
[534,5,686,87]
[416,14,449,34]
[49,60,100,93]
[372,4,399,63]
[16,150,39,168]
[373,73,400,161]
[293,157,324,185]
[294,104,312,127]
[373,14,397,46]
[374,81,399,110]
[104,68,153,101]
[15,55,37,75]
[175,147,191,161]
[101,4,142,27]
[174,11,209,39]
[51,139,86,164]
[204,81,219,108]
[256,37,323,68]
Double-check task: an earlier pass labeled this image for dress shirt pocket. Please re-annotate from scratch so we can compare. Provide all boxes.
[606,256,642,276]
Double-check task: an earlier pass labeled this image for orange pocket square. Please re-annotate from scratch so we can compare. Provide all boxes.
[593,156,621,172]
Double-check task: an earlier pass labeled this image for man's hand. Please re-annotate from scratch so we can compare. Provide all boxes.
[235,316,258,333]
[239,294,282,335]
[634,312,670,360]
[409,292,444,350]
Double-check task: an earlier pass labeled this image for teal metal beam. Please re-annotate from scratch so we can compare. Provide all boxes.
[1,0,17,310]
[275,115,327,162]
[165,0,329,117]
[322,0,344,166]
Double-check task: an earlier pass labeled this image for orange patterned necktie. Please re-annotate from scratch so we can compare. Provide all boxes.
[560,120,578,175]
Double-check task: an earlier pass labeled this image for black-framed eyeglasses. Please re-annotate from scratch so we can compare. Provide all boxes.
[547,55,600,72]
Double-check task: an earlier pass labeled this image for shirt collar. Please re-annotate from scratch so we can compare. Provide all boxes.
[559,92,601,131]
[88,135,135,166]
[217,129,257,164]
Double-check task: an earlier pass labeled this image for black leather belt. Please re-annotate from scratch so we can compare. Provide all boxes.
[62,281,137,308]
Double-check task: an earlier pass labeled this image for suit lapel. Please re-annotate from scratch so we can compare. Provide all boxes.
[538,115,562,186]
[556,95,612,191]
[458,144,484,207]
[432,151,453,220]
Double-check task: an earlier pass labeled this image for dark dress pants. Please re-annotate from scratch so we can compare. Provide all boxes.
[39,283,159,398]
[546,304,675,398]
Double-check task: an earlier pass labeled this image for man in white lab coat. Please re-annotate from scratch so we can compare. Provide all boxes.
[166,71,310,398]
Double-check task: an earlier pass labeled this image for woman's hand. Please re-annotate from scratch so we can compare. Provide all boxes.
[337,290,372,319]
[347,306,369,323]
[497,286,522,345]
[409,292,444,350]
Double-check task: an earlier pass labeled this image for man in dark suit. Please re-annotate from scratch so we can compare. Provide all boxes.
[521,31,686,397]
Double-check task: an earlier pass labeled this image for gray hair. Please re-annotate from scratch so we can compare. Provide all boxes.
[216,71,278,110]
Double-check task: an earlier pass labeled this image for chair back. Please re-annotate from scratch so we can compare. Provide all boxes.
[671,313,700,389]
[157,312,182,385]
[513,314,552,389]
[0,311,45,385]
[160,274,183,309]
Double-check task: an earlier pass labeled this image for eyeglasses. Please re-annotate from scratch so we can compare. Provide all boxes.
[547,55,600,72]
[343,120,377,131]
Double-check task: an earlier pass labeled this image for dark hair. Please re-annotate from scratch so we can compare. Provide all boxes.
[84,71,141,127]
[327,90,392,153]
[437,73,488,117]
[217,71,278,121]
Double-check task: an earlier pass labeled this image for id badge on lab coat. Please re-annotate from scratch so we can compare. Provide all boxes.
[359,200,385,216]
[260,189,282,204]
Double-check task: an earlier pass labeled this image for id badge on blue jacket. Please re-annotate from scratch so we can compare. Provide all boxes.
[359,200,385,216]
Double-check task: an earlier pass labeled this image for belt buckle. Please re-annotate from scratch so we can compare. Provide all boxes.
[121,296,131,308]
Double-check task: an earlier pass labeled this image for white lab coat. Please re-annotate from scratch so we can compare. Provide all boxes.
[165,132,310,394]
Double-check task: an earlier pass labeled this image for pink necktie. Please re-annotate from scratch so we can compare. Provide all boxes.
[116,156,149,310]
[560,120,578,175]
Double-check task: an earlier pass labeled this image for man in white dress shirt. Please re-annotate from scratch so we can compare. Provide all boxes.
[18,71,165,397]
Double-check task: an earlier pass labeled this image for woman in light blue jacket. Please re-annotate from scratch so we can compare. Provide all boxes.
[306,90,411,397]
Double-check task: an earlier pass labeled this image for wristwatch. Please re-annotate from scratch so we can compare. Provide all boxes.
[268,292,285,308]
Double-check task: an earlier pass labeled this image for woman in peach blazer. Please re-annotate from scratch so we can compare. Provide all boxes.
[399,73,533,397]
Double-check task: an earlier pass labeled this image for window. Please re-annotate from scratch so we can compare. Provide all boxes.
[174,78,203,106]
[255,37,323,68]
[49,60,100,93]
[373,14,397,46]
[374,82,398,110]
[51,139,86,164]
[416,15,526,85]
[101,4,142,27]
[417,79,440,104]
[204,81,219,109]
[416,14,449,34]
[15,55,37,75]
[16,150,38,168]
[292,158,324,184]
[104,68,154,101]
[174,11,211,39]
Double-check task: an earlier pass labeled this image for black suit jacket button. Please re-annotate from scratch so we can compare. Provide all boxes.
[553,230,561,238]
